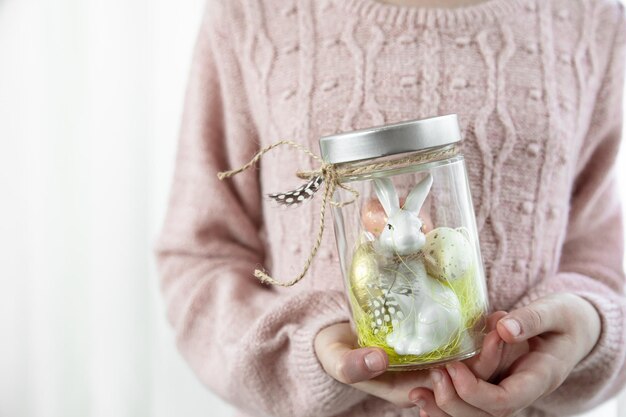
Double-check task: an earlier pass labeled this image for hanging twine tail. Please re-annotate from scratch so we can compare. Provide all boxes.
[217,140,336,288]
[253,176,337,287]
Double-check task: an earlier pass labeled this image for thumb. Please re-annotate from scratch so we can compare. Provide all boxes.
[315,322,389,384]
[333,346,389,384]
[496,299,560,343]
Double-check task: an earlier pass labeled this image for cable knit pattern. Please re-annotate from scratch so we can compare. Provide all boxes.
[154,1,626,416]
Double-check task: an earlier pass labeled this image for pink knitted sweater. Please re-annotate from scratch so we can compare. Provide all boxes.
[154,0,626,416]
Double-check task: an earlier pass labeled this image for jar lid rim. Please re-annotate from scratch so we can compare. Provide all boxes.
[319,114,462,164]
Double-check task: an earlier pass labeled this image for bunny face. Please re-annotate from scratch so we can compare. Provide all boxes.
[373,174,433,256]
[379,211,426,256]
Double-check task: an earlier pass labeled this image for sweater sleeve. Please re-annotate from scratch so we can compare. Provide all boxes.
[514,5,626,414]
[153,4,365,417]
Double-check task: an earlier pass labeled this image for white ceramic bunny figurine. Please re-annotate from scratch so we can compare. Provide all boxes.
[373,174,432,256]
[372,175,463,356]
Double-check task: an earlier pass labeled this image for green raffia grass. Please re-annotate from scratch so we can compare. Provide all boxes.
[352,267,486,367]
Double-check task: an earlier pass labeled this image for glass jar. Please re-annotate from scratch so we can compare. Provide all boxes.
[320,115,489,370]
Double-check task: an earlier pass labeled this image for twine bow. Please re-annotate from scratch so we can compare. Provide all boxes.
[217,140,458,287]
[217,140,357,287]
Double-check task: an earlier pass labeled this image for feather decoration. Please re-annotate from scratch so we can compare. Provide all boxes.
[268,175,323,206]
[368,295,404,335]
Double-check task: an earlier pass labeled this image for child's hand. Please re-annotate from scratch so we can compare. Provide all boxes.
[408,293,601,417]
[314,312,509,408]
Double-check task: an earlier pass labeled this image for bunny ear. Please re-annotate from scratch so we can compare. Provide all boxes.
[373,178,399,217]
[404,173,433,214]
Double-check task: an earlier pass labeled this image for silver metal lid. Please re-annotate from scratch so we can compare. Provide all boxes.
[319,114,462,164]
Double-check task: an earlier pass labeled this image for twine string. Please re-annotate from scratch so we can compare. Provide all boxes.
[217,140,321,181]
[254,173,336,286]
[217,140,458,287]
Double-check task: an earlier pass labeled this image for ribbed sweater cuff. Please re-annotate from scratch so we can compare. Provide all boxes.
[291,291,367,415]
[568,291,623,376]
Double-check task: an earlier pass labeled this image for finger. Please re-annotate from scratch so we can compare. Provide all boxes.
[409,388,450,417]
[446,359,554,414]
[337,347,388,384]
[352,369,431,408]
[314,323,388,384]
[496,298,564,343]
[463,311,507,381]
[492,340,530,381]
[463,329,504,381]
[445,361,514,415]
[326,346,388,384]
[486,310,508,331]
[498,351,566,402]
[429,368,492,416]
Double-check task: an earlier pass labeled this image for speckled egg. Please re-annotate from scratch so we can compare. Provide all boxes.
[422,227,473,282]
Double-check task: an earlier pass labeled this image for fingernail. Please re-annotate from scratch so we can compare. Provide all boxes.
[364,351,385,372]
[502,318,521,337]
[446,364,456,378]
[431,369,443,384]
[498,339,505,350]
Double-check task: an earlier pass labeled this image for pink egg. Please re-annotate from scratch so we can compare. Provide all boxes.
[361,199,387,236]
[361,197,434,236]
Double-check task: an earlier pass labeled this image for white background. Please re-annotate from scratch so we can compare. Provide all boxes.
[0,0,624,416]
